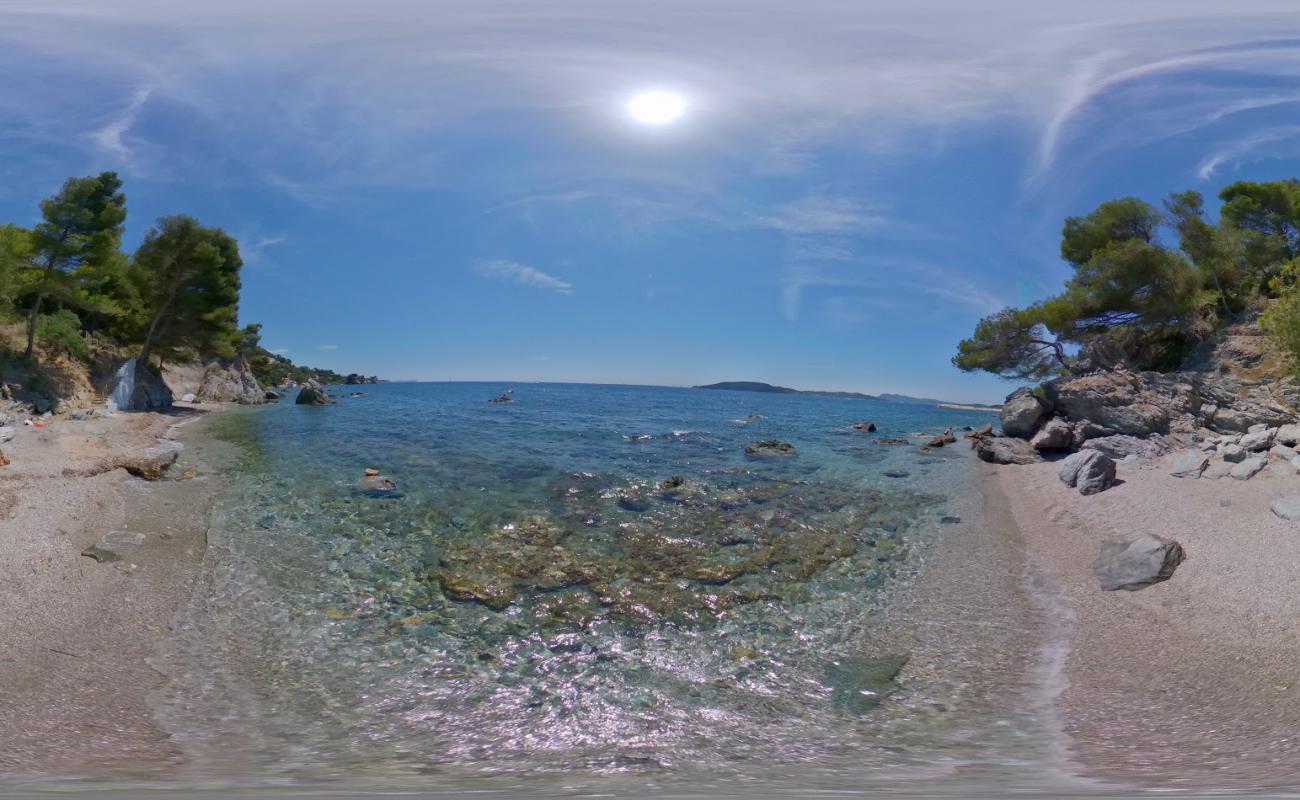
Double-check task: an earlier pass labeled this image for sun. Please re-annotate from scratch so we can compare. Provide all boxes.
[626,90,687,126]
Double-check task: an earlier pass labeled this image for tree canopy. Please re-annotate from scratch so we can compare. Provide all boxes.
[953,181,1300,381]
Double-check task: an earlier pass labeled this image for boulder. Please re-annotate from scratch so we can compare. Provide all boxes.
[1276,423,1300,447]
[264,389,281,401]
[744,439,795,457]
[296,380,331,406]
[1080,435,1164,461]
[1167,451,1209,479]
[1270,495,1300,521]
[197,356,266,405]
[1203,461,1233,480]
[974,436,1037,465]
[926,433,957,447]
[999,388,1049,439]
[1239,428,1276,452]
[358,474,399,497]
[1248,423,1270,433]
[1220,443,1247,463]
[1092,534,1184,591]
[1070,419,1112,448]
[0,426,13,444]
[1230,457,1267,481]
[1271,444,1297,461]
[1058,450,1117,495]
[1030,418,1074,451]
[852,422,877,432]
[109,358,173,411]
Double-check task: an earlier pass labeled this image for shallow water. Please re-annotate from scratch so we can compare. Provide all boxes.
[14,383,1288,798]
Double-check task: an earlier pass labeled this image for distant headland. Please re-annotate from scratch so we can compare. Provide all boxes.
[693,382,1000,410]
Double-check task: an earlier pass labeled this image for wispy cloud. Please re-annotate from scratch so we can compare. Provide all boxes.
[756,196,888,235]
[239,233,288,266]
[1195,126,1300,180]
[475,259,574,294]
[89,85,152,161]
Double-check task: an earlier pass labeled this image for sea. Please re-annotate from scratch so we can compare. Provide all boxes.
[25,382,1280,798]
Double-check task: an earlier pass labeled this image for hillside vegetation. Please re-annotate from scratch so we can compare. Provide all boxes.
[954,180,1300,382]
[0,172,367,402]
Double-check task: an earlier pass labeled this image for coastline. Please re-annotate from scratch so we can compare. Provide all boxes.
[0,405,227,778]
[989,454,1300,790]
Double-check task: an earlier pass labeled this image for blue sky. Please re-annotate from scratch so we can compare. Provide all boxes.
[5,3,1300,402]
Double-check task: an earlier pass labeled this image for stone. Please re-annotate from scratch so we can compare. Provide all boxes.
[1058,450,1117,495]
[824,654,908,714]
[882,469,910,478]
[296,380,331,406]
[364,467,380,477]
[1030,418,1074,451]
[1203,461,1232,480]
[1239,428,1276,452]
[852,422,877,432]
[0,426,13,444]
[1198,440,1217,452]
[1092,534,1184,591]
[1230,457,1267,480]
[1080,435,1164,461]
[264,389,282,401]
[1271,444,1297,461]
[1270,461,1294,478]
[1220,443,1247,463]
[80,531,146,564]
[1270,495,1300,521]
[1276,423,1300,447]
[1168,451,1209,479]
[1248,423,1269,433]
[999,387,1049,439]
[974,436,1037,465]
[1070,420,1112,448]
[940,516,961,524]
[745,439,795,457]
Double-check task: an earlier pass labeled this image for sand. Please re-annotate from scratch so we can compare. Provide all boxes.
[0,407,222,778]
[992,453,1300,790]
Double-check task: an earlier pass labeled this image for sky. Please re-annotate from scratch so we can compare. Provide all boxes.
[4,3,1300,402]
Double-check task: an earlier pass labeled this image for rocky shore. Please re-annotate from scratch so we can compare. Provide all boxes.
[974,319,1300,787]
[0,405,223,777]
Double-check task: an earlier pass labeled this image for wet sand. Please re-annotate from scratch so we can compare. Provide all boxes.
[992,454,1300,791]
[0,407,221,778]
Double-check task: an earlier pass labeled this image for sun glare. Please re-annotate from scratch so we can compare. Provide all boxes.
[626,90,687,126]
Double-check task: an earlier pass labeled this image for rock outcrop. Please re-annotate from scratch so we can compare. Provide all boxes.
[1030,418,1073,451]
[108,358,173,411]
[1000,387,1049,438]
[1093,534,1184,591]
[296,380,331,406]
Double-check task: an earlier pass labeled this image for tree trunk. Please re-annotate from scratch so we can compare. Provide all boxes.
[23,293,43,360]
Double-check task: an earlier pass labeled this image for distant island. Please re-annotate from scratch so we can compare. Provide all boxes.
[694,382,1000,410]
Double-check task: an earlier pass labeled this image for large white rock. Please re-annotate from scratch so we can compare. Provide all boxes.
[1168,451,1209,479]
[1239,428,1276,452]
[1276,424,1300,447]
[1271,495,1300,521]
[1231,457,1267,481]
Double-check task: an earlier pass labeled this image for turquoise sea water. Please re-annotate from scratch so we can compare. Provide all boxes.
[140,383,1084,796]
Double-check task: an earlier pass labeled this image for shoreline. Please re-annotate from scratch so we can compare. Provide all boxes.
[988,453,1300,791]
[0,405,227,778]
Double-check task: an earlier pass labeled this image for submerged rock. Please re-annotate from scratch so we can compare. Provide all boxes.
[852,422,877,432]
[745,439,796,457]
[824,654,909,714]
[1093,534,1184,591]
